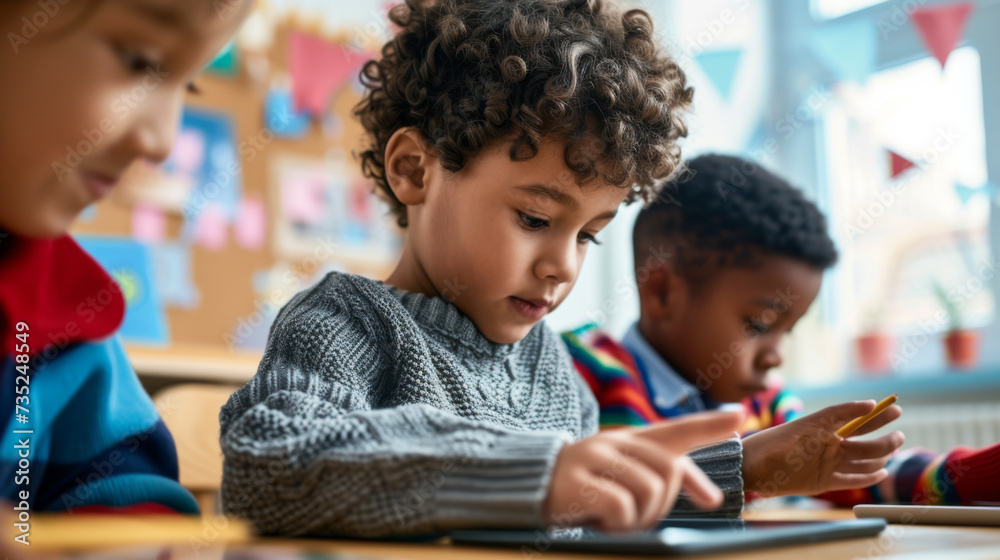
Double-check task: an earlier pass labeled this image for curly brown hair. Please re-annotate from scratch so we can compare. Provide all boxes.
[355,0,693,227]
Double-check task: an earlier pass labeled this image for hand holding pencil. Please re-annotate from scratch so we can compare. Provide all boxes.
[741,398,904,497]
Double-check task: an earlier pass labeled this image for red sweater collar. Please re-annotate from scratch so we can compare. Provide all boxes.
[0,234,125,359]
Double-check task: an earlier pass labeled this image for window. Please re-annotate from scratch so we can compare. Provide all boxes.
[823,47,993,346]
[811,0,887,20]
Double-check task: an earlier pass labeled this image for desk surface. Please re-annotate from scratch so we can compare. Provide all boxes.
[41,509,1000,560]
[127,343,261,383]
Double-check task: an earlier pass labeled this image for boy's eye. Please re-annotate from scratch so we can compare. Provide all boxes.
[186,82,201,94]
[519,212,549,230]
[577,232,602,245]
[118,48,158,74]
[747,319,770,335]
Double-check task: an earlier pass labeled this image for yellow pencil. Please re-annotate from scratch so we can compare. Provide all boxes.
[836,394,898,438]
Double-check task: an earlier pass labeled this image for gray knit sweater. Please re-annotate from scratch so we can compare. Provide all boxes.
[219,272,743,537]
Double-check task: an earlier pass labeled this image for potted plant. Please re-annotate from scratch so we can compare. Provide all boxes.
[933,281,980,370]
[855,307,893,375]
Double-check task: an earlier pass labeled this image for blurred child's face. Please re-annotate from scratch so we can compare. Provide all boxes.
[0,0,250,238]
[641,255,823,403]
[386,133,625,344]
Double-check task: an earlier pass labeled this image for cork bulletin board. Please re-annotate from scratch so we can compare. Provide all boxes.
[71,20,401,358]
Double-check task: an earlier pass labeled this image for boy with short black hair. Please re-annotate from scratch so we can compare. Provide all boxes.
[565,154,996,506]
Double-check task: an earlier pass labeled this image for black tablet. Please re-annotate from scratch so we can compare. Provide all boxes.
[450,517,887,556]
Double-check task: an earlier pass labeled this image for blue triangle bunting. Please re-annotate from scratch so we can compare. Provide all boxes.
[955,181,998,205]
[694,49,743,101]
[807,18,876,84]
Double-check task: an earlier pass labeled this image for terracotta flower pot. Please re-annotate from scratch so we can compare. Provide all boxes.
[855,332,894,374]
[945,330,980,369]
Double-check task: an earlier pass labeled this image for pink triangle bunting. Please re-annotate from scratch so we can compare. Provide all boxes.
[289,32,370,116]
[910,2,973,69]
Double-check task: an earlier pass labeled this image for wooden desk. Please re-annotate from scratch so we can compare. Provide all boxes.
[34,510,1000,560]
[127,343,261,384]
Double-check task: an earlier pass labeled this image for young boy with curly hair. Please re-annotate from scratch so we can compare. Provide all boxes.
[565,154,998,507]
[220,1,902,538]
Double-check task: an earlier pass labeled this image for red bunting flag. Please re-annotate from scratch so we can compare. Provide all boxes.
[911,2,974,69]
[889,151,916,178]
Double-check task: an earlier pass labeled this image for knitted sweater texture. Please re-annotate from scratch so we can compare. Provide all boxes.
[220,272,743,537]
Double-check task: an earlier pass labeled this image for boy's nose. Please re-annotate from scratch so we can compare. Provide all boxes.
[535,238,578,284]
[756,347,783,371]
[123,88,184,165]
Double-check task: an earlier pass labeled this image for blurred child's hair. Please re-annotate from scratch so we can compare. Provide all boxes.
[355,0,693,227]
[633,154,838,288]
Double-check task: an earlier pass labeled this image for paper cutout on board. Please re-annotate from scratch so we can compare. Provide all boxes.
[270,153,401,262]
[694,49,743,101]
[289,32,370,116]
[911,2,973,69]
[281,170,328,225]
[206,40,239,76]
[76,236,170,345]
[131,204,167,243]
[889,150,916,178]
[150,243,200,309]
[166,107,243,235]
[235,196,267,250]
[265,87,311,138]
[195,205,229,251]
[807,18,876,84]
[173,129,206,174]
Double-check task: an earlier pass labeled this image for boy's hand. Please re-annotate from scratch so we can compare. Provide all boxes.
[741,400,904,497]
[545,410,744,532]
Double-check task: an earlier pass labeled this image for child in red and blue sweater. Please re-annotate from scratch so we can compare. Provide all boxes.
[0,0,251,513]
[564,154,999,507]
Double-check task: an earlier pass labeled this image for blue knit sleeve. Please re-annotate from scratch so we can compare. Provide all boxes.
[0,337,199,513]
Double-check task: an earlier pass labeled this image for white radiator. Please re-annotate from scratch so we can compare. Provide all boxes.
[864,401,1000,453]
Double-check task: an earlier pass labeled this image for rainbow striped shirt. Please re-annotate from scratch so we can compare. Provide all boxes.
[561,323,1000,506]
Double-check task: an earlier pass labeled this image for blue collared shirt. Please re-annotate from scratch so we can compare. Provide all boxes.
[621,323,710,418]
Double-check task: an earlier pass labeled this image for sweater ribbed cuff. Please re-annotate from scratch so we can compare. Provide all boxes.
[432,431,571,529]
[671,437,745,517]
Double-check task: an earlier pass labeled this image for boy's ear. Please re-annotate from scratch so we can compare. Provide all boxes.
[637,263,686,323]
[384,128,436,206]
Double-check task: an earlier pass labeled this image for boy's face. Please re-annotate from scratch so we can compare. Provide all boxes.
[387,134,625,344]
[0,0,250,238]
[641,255,823,403]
